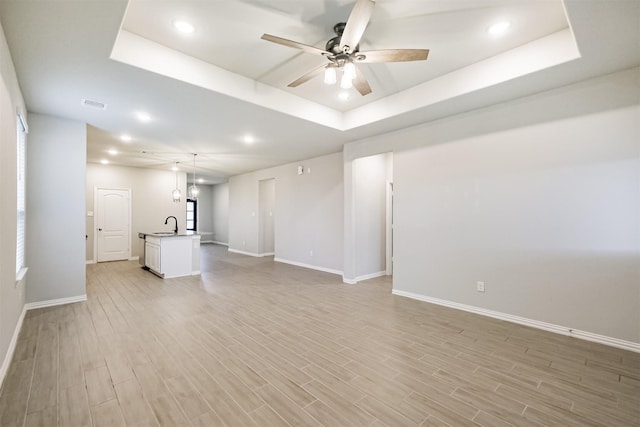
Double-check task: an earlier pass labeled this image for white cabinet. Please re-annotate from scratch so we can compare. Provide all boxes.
[143,234,200,278]
[145,240,161,273]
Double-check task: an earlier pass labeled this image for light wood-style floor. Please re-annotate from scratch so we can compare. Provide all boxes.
[1,244,638,426]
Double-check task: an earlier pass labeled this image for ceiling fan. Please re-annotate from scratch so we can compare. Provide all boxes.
[261,0,429,96]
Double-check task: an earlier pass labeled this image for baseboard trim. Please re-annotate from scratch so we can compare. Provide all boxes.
[228,249,262,257]
[274,258,343,276]
[0,305,27,390]
[212,241,229,246]
[86,260,96,265]
[356,271,387,282]
[25,294,88,311]
[128,256,139,262]
[392,290,640,353]
[342,271,387,284]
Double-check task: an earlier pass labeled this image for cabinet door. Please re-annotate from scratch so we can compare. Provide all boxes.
[145,242,161,273]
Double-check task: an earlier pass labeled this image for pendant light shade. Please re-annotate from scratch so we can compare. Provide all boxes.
[188,153,199,199]
[172,162,181,203]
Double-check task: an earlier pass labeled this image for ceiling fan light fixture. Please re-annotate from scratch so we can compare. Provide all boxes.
[324,67,337,85]
[343,62,356,80]
[340,72,353,89]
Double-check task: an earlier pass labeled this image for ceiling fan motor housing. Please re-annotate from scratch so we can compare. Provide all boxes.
[326,23,359,55]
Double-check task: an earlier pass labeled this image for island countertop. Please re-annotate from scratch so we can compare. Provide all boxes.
[138,230,199,238]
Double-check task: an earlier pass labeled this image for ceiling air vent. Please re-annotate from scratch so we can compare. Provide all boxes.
[81,98,107,110]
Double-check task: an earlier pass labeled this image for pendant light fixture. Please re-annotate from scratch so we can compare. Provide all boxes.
[171,162,181,203]
[188,153,199,199]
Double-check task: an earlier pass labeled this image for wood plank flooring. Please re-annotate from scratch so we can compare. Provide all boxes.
[1,243,638,426]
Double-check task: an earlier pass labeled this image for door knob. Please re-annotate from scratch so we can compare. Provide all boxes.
[98,228,102,231]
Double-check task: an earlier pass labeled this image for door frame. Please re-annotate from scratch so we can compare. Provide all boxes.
[386,181,393,276]
[94,187,132,262]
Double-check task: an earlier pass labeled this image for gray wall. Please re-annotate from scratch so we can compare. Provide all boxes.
[26,114,86,303]
[0,20,26,380]
[229,152,343,273]
[259,178,275,255]
[211,183,229,245]
[86,164,187,261]
[344,67,640,343]
[197,184,214,241]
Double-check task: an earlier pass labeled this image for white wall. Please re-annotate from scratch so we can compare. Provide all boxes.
[344,67,640,344]
[211,183,229,245]
[353,153,391,279]
[86,164,187,261]
[0,20,27,384]
[26,114,86,304]
[259,178,275,255]
[229,152,343,274]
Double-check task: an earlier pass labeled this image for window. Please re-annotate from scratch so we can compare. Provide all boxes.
[16,114,27,280]
[186,198,197,231]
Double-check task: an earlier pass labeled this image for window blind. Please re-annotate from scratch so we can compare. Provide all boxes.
[16,114,27,275]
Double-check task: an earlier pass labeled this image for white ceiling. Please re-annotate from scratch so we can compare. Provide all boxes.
[0,0,638,184]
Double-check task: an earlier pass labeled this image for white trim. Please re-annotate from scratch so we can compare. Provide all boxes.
[274,257,343,276]
[15,266,28,284]
[25,294,87,311]
[356,271,386,282]
[0,306,27,390]
[128,256,139,261]
[212,241,229,246]
[392,290,640,354]
[259,252,275,257]
[228,248,262,257]
[86,260,96,265]
[191,270,201,275]
[342,270,386,284]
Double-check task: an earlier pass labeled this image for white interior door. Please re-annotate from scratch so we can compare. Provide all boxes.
[96,188,130,262]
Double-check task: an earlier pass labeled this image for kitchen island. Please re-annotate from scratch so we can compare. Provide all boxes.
[138,231,200,278]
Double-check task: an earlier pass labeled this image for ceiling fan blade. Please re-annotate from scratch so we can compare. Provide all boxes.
[288,64,327,88]
[340,0,375,54]
[357,49,429,63]
[261,34,329,56]
[353,66,372,96]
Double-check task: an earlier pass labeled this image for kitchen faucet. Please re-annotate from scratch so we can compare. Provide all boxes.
[165,216,178,234]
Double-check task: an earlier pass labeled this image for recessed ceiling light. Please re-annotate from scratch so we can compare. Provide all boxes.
[338,92,351,101]
[107,149,118,155]
[120,134,132,142]
[488,21,511,36]
[136,112,151,122]
[173,20,195,34]
[100,159,109,165]
[243,135,255,144]
[171,165,179,171]
[198,178,204,183]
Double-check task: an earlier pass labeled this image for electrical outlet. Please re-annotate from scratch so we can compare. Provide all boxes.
[309,250,313,256]
[242,240,246,247]
[477,281,485,292]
